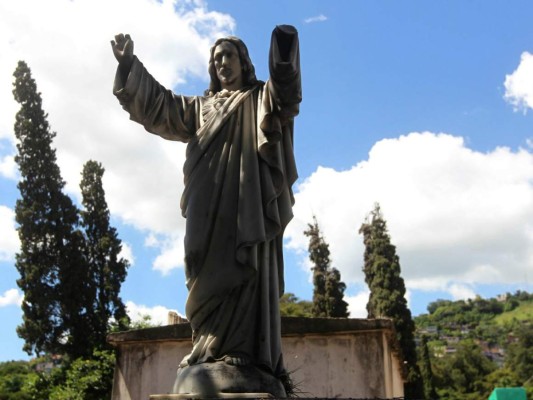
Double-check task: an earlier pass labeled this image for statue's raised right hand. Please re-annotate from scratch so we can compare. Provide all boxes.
[111,33,134,68]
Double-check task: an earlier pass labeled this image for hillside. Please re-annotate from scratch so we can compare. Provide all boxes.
[413,290,532,399]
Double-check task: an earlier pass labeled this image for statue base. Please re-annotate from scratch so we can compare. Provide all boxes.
[171,361,286,398]
[150,394,273,399]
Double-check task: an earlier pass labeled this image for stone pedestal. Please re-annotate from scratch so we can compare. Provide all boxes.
[149,394,273,399]
[108,317,405,400]
[172,362,286,398]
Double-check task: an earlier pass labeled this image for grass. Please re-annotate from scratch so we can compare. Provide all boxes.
[493,301,533,325]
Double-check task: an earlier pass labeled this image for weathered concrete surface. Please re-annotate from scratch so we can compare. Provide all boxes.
[108,317,404,399]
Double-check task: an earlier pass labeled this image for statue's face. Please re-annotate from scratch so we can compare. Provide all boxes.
[213,41,243,91]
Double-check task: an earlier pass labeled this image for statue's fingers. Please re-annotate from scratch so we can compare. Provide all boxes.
[114,33,125,44]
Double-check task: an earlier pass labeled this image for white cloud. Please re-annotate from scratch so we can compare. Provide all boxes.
[345,290,369,318]
[285,132,533,300]
[0,288,23,307]
[119,242,135,266]
[0,154,17,180]
[125,300,183,326]
[0,205,20,261]
[304,14,327,24]
[152,234,186,275]
[504,51,533,113]
[0,0,235,271]
[448,283,476,301]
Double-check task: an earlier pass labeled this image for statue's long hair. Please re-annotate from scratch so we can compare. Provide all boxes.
[205,37,258,96]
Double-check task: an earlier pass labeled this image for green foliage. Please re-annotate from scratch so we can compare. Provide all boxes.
[433,339,497,400]
[13,62,129,361]
[418,336,438,399]
[13,60,89,359]
[494,301,533,326]
[359,203,422,398]
[80,160,130,348]
[0,361,34,400]
[304,216,349,318]
[279,293,313,317]
[415,293,533,399]
[48,350,115,400]
[505,323,533,384]
[0,350,116,400]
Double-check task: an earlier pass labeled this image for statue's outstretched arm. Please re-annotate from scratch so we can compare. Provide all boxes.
[111,33,135,86]
[268,25,302,119]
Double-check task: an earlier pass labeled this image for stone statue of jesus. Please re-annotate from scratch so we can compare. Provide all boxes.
[111,25,301,396]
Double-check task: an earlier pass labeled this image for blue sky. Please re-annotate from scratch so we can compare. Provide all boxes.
[1,0,532,362]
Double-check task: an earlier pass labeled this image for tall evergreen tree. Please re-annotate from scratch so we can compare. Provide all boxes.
[304,216,349,318]
[80,160,130,347]
[13,61,89,358]
[359,203,423,398]
[304,217,328,317]
[418,335,438,399]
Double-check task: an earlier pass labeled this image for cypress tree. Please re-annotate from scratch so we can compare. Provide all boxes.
[359,203,423,398]
[304,217,328,317]
[418,335,438,399]
[326,267,349,318]
[80,160,130,347]
[13,61,89,358]
[304,216,349,318]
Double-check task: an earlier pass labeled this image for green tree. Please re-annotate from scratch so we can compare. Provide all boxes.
[48,350,115,400]
[0,360,34,400]
[279,293,313,317]
[304,216,349,318]
[325,267,349,318]
[359,203,422,398]
[433,339,496,400]
[304,217,327,317]
[80,160,130,349]
[505,323,533,385]
[418,335,438,399]
[13,61,89,359]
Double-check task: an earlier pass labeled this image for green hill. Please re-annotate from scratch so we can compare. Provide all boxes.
[493,301,533,325]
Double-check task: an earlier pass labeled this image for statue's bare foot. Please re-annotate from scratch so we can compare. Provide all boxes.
[223,355,250,366]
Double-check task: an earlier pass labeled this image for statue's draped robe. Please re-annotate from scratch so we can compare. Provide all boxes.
[114,27,301,376]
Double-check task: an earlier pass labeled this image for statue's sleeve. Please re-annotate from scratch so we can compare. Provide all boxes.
[113,57,199,142]
[268,25,302,120]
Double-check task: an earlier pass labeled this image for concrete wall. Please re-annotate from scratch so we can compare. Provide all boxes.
[108,317,404,399]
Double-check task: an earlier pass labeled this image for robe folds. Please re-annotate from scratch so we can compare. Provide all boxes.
[113,26,301,376]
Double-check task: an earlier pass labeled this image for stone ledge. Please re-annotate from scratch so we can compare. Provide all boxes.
[107,317,394,345]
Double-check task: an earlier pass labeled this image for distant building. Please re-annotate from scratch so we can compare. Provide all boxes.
[167,311,188,325]
[34,354,62,374]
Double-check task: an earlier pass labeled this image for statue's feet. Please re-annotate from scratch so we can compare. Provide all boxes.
[223,355,250,366]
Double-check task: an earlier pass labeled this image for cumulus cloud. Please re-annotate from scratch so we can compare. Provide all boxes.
[345,290,369,318]
[125,300,183,326]
[0,289,23,307]
[152,233,186,275]
[285,132,533,299]
[304,14,327,24]
[0,0,235,272]
[0,154,17,180]
[504,51,533,113]
[119,242,135,266]
[0,205,20,261]
[448,283,476,301]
